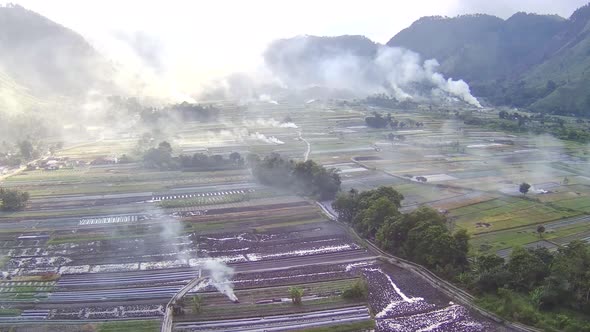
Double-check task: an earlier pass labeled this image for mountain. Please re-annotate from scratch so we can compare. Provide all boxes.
[387,4,590,116]
[0,4,114,104]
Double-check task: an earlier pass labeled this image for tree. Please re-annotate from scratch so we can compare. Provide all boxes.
[452,229,470,267]
[143,141,174,169]
[158,141,172,153]
[342,279,368,300]
[356,186,404,210]
[357,197,399,237]
[0,188,30,211]
[332,189,359,223]
[507,247,549,292]
[471,254,509,293]
[289,287,303,305]
[375,214,406,253]
[18,140,34,160]
[229,152,243,164]
[407,223,456,270]
[212,155,224,164]
[519,182,531,195]
[545,241,590,310]
[473,254,505,274]
[537,225,546,239]
[365,112,389,128]
[252,154,341,200]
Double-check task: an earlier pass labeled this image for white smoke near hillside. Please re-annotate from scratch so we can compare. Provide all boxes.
[422,59,482,107]
[264,36,482,107]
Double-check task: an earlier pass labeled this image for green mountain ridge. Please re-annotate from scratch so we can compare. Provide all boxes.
[387,3,590,116]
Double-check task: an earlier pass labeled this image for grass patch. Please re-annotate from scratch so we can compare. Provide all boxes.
[293,320,375,332]
[452,197,578,234]
[551,197,590,212]
[0,308,21,317]
[472,220,590,255]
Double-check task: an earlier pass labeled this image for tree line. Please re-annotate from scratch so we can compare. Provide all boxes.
[465,243,590,330]
[140,102,220,126]
[143,145,341,200]
[250,153,341,200]
[332,187,469,277]
[365,111,424,129]
[142,141,245,171]
[458,110,590,143]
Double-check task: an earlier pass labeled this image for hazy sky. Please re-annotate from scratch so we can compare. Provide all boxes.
[8,0,590,93]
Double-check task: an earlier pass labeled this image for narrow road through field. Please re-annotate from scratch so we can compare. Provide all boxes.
[298,130,311,161]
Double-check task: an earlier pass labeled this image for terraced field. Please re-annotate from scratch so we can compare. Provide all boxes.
[2,99,587,331]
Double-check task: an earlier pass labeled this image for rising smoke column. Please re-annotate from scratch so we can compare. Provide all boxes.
[203,260,238,302]
[145,205,239,301]
[264,35,482,107]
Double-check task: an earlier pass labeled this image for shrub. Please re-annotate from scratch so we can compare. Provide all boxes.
[342,279,368,300]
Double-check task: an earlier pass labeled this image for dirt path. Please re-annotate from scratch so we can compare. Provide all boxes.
[298,131,311,161]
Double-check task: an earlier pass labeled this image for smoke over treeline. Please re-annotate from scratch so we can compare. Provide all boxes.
[263,35,482,107]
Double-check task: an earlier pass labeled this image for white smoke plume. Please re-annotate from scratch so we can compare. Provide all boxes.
[244,118,298,129]
[203,260,238,302]
[422,59,482,107]
[208,128,285,145]
[279,122,298,129]
[250,132,285,145]
[258,94,279,105]
[264,36,482,107]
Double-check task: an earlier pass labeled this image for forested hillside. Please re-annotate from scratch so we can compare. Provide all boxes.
[388,4,590,116]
